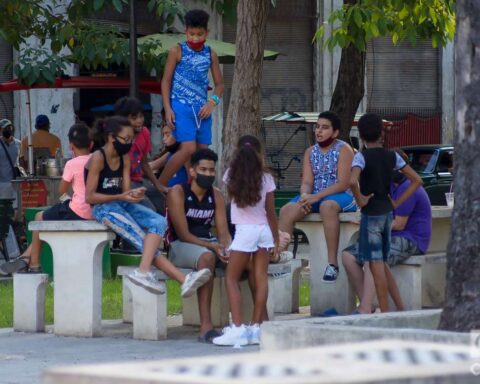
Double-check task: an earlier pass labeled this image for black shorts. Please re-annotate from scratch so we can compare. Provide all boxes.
[42,200,84,221]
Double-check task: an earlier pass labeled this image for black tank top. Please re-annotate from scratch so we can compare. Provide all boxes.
[167,183,215,242]
[84,148,123,195]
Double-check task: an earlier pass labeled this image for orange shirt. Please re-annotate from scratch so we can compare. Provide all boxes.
[20,129,62,158]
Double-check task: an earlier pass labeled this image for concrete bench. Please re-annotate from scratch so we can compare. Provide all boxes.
[295,206,451,315]
[13,272,49,332]
[117,259,305,340]
[392,252,447,310]
[28,220,115,337]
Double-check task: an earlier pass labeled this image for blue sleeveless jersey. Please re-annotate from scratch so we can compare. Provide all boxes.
[310,139,352,194]
[171,42,211,107]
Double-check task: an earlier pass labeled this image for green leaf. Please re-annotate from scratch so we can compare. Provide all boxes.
[112,0,123,13]
[353,8,363,28]
[93,0,105,11]
[399,6,409,20]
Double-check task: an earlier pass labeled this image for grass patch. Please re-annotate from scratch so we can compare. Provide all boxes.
[0,279,182,329]
[0,279,312,328]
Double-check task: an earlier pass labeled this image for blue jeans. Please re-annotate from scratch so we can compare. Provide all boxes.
[93,201,167,255]
[358,212,393,263]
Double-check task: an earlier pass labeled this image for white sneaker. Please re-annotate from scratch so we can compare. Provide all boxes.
[127,269,165,294]
[247,324,261,345]
[212,324,248,346]
[181,268,212,298]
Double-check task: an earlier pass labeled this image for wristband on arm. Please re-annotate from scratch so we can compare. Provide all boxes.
[209,94,220,106]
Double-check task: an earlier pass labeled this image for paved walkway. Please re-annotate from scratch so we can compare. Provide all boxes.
[0,318,254,384]
[0,309,310,384]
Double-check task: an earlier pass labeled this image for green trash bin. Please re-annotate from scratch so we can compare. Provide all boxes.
[25,207,111,279]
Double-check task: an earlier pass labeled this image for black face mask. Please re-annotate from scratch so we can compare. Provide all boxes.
[2,127,13,139]
[196,174,215,189]
[166,141,181,154]
[113,139,132,156]
[392,170,406,185]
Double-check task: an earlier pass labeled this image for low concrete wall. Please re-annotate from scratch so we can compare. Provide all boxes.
[261,309,471,351]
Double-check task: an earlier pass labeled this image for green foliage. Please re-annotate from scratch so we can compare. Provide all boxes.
[314,0,456,51]
[0,0,236,86]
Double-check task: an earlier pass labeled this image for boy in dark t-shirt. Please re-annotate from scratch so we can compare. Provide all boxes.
[350,113,423,313]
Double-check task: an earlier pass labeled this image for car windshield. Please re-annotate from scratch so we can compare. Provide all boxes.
[403,149,439,173]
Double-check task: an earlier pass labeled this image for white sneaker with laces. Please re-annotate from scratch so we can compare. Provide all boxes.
[127,268,165,294]
[181,268,212,298]
[247,324,261,345]
[212,324,249,346]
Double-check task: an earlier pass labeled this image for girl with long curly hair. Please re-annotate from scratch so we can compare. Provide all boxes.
[213,135,278,347]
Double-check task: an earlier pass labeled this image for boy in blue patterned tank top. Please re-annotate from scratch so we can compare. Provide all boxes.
[160,9,224,188]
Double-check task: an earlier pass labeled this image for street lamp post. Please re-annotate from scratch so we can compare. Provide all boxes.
[129,0,139,97]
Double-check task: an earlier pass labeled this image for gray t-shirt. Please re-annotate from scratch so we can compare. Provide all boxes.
[0,137,20,183]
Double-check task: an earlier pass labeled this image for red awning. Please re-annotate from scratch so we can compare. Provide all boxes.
[0,76,162,94]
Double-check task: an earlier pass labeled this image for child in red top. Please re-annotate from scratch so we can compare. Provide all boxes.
[114,97,168,212]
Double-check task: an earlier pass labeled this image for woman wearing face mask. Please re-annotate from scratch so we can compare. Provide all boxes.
[85,116,212,297]
[276,111,357,284]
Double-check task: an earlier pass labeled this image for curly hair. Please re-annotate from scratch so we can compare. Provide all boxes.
[227,135,266,208]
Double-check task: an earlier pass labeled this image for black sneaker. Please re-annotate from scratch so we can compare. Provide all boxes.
[322,264,339,283]
[0,257,28,275]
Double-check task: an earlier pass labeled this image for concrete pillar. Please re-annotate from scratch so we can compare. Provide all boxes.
[441,41,455,144]
[182,276,230,327]
[122,276,133,323]
[13,273,49,332]
[38,231,114,337]
[295,220,358,315]
[390,265,422,310]
[314,0,367,115]
[125,278,167,340]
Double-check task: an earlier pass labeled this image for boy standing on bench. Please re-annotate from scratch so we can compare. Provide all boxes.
[350,113,422,312]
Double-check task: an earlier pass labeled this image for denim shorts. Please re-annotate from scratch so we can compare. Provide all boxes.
[357,212,393,264]
[171,100,212,145]
[42,200,84,221]
[344,235,420,267]
[93,201,167,255]
[290,192,357,213]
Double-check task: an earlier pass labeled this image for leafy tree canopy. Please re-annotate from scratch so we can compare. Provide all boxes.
[0,0,231,85]
[315,0,456,51]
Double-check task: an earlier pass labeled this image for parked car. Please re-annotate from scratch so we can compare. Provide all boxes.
[401,145,454,206]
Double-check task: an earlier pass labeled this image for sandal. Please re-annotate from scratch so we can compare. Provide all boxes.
[0,256,30,275]
[197,329,221,344]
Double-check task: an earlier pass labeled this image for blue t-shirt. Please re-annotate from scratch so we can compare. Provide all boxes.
[171,42,211,107]
[391,179,432,254]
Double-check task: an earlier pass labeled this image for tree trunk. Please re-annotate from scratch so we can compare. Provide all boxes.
[329,43,366,143]
[222,0,270,168]
[438,0,480,331]
[329,0,365,143]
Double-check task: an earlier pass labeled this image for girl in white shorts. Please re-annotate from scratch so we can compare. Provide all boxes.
[213,135,278,347]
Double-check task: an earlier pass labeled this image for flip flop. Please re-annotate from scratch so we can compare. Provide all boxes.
[197,329,221,344]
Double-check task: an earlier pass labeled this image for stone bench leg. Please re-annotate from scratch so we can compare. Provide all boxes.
[240,278,275,322]
[390,265,422,310]
[182,277,230,327]
[272,259,305,314]
[38,231,114,337]
[296,222,358,315]
[122,277,133,323]
[125,279,167,340]
[13,273,49,332]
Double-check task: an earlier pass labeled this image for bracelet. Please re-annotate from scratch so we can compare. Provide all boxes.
[209,94,220,106]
